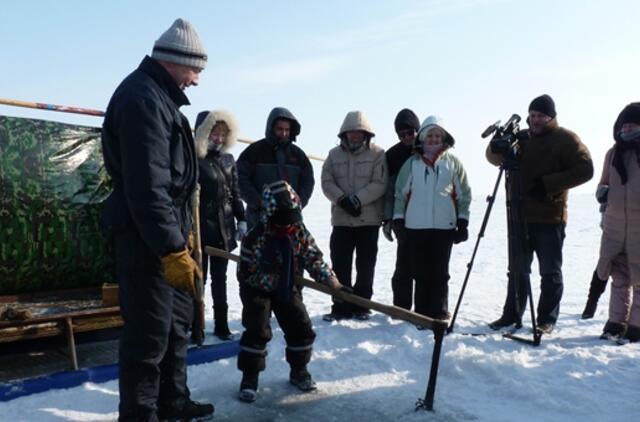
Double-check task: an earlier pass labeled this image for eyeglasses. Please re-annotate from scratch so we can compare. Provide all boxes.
[397,129,416,139]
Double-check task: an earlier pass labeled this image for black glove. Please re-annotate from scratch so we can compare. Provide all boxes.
[382,220,394,242]
[596,185,609,204]
[338,195,361,217]
[453,219,468,244]
[529,178,547,201]
[392,219,405,232]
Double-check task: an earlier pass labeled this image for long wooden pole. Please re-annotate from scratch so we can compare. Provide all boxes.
[0,97,105,116]
[204,246,447,331]
[0,97,326,161]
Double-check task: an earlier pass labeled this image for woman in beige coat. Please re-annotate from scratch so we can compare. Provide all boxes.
[597,102,640,343]
[321,111,388,321]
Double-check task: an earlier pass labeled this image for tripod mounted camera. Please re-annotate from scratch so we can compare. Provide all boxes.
[448,114,541,346]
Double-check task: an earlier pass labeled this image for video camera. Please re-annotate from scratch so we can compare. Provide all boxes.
[482,114,529,158]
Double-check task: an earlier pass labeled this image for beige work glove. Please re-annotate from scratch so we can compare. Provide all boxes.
[161,248,202,296]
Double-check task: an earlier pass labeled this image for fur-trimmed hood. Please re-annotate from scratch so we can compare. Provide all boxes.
[194,109,239,158]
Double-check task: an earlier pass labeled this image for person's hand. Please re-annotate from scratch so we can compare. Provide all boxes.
[327,275,342,291]
[338,195,361,217]
[187,233,195,254]
[382,220,394,242]
[596,185,609,204]
[453,219,469,244]
[392,218,405,232]
[235,221,248,241]
[161,248,201,296]
[529,178,547,201]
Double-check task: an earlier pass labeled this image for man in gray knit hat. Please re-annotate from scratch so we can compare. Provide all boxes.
[102,18,214,421]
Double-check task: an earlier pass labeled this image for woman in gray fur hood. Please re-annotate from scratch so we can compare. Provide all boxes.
[193,109,246,340]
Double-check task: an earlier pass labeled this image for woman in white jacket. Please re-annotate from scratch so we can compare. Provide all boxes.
[393,116,471,322]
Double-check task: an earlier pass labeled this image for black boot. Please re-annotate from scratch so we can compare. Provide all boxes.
[600,320,627,340]
[581,271,607,319]
[213,304,233,340]
[488,315,522,330]
[238,372,259,403]
[157,399,214,421]
[625,325,640,343]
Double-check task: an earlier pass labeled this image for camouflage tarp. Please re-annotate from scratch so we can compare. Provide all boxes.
[0,115,113,294]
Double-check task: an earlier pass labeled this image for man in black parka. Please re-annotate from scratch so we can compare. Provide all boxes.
[236,107,315,229]
[101,18,214,422]
[382,108,420,309]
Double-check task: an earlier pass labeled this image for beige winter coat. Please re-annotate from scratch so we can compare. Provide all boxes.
[597,147,640,286]
[322,111,387,227]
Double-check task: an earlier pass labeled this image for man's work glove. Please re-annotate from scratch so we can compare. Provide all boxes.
[161,248,202,296]
[338,195,361,217]
[382,220,394,242]
[529,178,547,201]
[235,221,248,241]
[453,219,469,244]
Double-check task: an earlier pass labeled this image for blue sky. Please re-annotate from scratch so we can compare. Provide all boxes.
[1,0,639,196]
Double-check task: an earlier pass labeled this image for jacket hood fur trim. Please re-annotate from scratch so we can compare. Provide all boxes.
[194,109,238,158]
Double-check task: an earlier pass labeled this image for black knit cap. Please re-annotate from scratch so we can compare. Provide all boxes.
[394,108,420,133]
[528,94,557,118]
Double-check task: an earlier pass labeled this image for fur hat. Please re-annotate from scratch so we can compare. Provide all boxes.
[528,94,556,118]
[151,18,207,70]
[194,110,238,158]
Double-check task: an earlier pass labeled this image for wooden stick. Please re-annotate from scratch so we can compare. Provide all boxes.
[0,97,105,116]
[204,246,447,331]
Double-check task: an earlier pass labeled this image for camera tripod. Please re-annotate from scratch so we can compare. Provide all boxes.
[448,134,541,346]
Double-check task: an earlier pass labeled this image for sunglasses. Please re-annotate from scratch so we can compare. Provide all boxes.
[397,129,416,139]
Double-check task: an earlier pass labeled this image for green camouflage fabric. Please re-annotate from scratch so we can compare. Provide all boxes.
[0,115,113,294]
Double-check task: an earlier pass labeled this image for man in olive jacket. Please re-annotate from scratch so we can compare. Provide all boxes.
[486,94,593,334]
[102,19,214,421]
[236,107,314,229]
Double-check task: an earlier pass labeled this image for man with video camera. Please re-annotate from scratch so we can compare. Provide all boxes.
[486,94,594,335]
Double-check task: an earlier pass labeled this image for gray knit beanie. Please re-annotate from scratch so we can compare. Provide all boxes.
[151,18,207,70]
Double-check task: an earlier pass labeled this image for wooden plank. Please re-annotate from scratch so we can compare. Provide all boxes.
[0,307,120,329]
[204,246,448,331]
[0,315,123,343]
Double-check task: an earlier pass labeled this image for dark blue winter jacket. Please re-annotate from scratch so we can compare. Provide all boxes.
[236,107,314,227]
[101,56,198,256]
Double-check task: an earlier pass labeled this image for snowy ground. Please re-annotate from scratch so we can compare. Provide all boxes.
[2,187,639,421]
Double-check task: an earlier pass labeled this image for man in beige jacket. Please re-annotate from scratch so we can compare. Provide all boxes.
[321,111,388,321]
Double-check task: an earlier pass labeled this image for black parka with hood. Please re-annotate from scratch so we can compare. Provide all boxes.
[236,107,314,227]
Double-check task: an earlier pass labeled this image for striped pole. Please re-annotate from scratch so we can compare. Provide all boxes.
[0,98,105,117]
[0,97,325,161]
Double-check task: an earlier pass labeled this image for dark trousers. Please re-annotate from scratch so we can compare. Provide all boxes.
[115,231,192,422]
[500,223,565,325]
[202,237,229,307]
[329,225,379,315]
[237,284,316,374]
[391,224,414,310]
[406,228,454,319]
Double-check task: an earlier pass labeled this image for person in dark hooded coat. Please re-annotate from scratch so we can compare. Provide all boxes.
[193,109,246,340]
[236,107,314,229]
[382,108,421,310]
